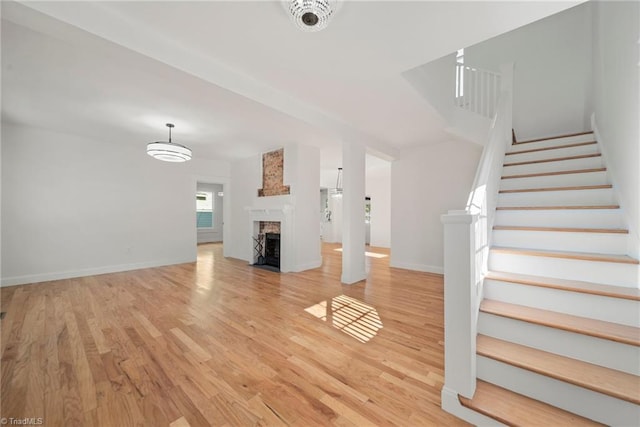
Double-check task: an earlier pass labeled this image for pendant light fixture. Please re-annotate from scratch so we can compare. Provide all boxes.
[147,123,192,162]
[330,167,343,197]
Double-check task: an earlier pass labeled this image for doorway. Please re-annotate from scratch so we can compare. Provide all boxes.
[196,182,224,244]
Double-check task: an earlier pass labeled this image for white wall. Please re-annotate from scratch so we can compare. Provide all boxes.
[290,144,322,270]
[465,3,593,140]
[402,53,456,125]
[320,168,339,189]
[366,163,391,248]
[1,123,231,286]
[391,139,482,274]
[228,155,260,261]
[319,158,392,248]
[196,182,223,243]
[591,0,640,258]
[228,144,321,271]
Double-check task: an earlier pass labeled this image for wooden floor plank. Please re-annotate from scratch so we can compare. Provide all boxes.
[499,184,612,193]
[0,243,469,426]
[480,299,640,346]
[496,205,619,210]
[502,167,606,180]
[459,380,604,426]
[503,153,601,167]
[485,270,640,301]
[515,131,594,144]
[491,246,640,265]
[493,225,628,234]
[506,141,597,156]
[477,335,640,404]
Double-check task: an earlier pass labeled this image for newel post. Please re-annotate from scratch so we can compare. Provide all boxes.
[441,210,478,399]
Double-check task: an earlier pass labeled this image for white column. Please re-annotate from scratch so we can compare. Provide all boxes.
[441,210,478,399]
[341,140,367,284]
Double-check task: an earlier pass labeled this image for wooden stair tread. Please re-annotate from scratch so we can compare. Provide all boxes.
[491,246,640,265]
[502,167,607,180]
[504,153,600,167]
[515,131,594,144]
[507,141,596,156]
[493,225,628,234]
[480,299,639,346]
[459,380,604,427]
[499,184,612,193]
[477,335,640,404]
[485,271,640,301]
[496,205,619,211]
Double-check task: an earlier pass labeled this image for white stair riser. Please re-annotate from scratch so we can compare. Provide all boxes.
[478,313,640,375]
[483,279,640,327]
[497,188,615,207]
[506,144,598,163]
[492,230,627,255]
[489,252,639,287]
[503,156,603,175]
[499,171,608,191]
[513,133,595,150]
[477,356,640,426]
[494,209,625,228]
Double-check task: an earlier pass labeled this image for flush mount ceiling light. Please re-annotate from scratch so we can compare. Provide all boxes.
[146,123,192,162]
[285,0,341,32]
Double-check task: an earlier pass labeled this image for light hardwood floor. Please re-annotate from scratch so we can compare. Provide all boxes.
[1,243,469,426]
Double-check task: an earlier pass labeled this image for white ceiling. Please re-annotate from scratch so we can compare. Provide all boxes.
[1,1,582,169]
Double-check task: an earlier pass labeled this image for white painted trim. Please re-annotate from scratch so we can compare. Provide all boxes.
[389,261,444,275]
[441,387,506,427]
[1,256,196,287]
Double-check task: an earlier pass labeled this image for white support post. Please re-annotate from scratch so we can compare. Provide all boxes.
[341,140,367,284]
[441,210,478,399]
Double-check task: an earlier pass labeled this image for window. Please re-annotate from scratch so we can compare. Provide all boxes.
[196,191,213,228]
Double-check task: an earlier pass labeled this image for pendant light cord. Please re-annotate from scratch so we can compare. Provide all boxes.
[166,123,174,144]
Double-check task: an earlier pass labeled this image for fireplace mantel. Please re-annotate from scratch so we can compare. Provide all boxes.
[244,204,294,216]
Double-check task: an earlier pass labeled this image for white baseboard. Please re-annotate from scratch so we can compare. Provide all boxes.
[294,258,323,272]
[1,257,196,287]
[390,260,444,275]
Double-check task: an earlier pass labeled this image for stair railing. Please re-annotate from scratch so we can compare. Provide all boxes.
[441,63,514,405]
[455,64,502,118]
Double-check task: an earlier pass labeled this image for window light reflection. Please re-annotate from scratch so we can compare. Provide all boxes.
[333,248,388,259]
[304,295,383,343]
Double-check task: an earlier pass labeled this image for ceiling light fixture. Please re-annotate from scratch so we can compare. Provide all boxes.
[147,123,192,162]
[285,0,341,32]
[330,167,343,197]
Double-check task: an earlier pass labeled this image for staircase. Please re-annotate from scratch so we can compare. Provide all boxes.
[462,131,640,425]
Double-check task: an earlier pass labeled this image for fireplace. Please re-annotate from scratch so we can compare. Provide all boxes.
[251,220,282,272]
[264,233,281,269]
[247,205,293,272]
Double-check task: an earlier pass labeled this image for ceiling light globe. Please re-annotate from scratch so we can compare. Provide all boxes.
[286,0,340,32]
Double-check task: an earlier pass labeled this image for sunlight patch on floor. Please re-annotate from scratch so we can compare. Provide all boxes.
[333,248,388,258]
[304,294,383,343]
